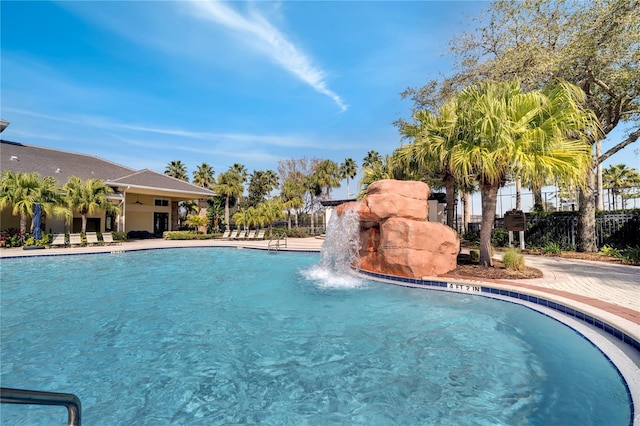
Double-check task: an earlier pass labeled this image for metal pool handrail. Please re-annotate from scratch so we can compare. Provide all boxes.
[267,232,287,252]
[1,387,82,426]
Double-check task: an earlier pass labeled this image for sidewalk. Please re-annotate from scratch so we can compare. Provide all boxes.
[2,237,639,339]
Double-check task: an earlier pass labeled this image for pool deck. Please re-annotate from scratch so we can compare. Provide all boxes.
[2,237,638,342]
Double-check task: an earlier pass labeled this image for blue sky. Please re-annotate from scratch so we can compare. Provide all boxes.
[1,1,637,210]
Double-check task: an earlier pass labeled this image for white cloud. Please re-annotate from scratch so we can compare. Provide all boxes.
[186,0,347,112]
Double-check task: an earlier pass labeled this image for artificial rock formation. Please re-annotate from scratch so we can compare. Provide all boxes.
[336,179,460,278]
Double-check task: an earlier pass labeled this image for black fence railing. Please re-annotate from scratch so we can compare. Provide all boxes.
[480,210,640,249]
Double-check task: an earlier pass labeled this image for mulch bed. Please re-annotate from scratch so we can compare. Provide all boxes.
[447,254,543,280]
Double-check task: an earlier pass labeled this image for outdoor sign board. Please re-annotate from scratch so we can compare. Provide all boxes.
[504,209,526,231]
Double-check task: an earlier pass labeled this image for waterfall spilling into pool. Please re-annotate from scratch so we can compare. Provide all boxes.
[300,203,364,288]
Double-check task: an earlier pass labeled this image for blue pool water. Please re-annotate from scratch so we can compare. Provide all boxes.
[0,248,631,425]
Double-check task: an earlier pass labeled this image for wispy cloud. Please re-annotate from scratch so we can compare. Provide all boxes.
[186,0,347,112]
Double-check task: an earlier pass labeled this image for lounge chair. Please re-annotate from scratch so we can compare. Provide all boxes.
[234,229,247,239]
[69,233,83,246]
[220,229,231,239]
[50,233,67,248]
[245,229,256,239]
[101,232,118,245]
[254,229,265,240]
[85,232,100,245]
[228,229,241,239]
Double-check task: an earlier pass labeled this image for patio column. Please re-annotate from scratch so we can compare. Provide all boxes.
[198,198,208,234]
[171,201,179,231]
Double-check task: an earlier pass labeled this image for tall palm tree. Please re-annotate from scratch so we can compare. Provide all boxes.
[213,171,244,230]
[280,176,305,228]
[450,80,599,266]
[362,150,382,169]
[258,198,285,234]
[192,163,215,189]
[165,160,188,181]
[63,176,119,234]
[397,100,461,227]
[247,170,279,206]
[231,163,248,183]
[313,159,341,200]
[603,164,640,210]
[0,171,69,234]
[340,158,358,198]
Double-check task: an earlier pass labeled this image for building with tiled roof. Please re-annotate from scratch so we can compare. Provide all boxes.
[1,140,216,235]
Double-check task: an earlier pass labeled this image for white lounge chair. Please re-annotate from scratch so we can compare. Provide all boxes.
[50,233,67,248]
[245,229,256,239]
[254,229,265,240]
[220,229,231,239]
[86,232,100,245]
[102,232,118,245]
[228,229,241,239]
[69,233,83,246]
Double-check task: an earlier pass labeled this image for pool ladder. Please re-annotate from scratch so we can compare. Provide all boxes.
[1,387,81,426]
[267,232,287,252]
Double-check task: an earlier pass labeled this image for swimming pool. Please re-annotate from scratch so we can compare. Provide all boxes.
[0,248,632,425]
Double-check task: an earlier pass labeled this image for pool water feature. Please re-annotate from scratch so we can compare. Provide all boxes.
[1,247,632,425]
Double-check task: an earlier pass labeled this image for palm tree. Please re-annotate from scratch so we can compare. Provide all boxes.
[397,100,461,227]
[362,150,382,169]
[165,160,188,181]
[230,163,248,183]
[247,170,279,206]
[313,159,341,200]
[192,163,215,188]
[280,176,305,229]
[213,171,244,230]
[340,158,358,198]
[603,164,640,210]
[258,198,285,235]
[207,196,226,232]
[449,80,599,266]
[0,171,69,235]
[63,176,119,234]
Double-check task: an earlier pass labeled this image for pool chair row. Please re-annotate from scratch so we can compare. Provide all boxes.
[50,232,120,248]
[220,229,266,240]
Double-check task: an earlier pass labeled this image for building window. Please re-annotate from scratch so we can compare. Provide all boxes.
[155,199,169,207]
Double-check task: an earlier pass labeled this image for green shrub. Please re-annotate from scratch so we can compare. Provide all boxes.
[621,246,640,265]
[491,228,510,247]
[599,244,622,258]
[502,248,525,271]
[163,231,215,240]
[469,250,480,263]
[463,229,480,245]
[111,232,127,241]
[542,241,562,255]
[280,227,310,238]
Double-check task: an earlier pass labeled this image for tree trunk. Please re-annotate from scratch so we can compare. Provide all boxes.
[20,214,27,235]
[479,183,499,267]
[224,196,230,230]
[81,213,87,234]
[577,170,597,252]
[444,174,455,228]
[460,192,470,233]
[596,140,604,211]
[532,185,543,211]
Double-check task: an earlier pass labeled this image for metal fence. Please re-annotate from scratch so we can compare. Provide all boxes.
[484,210,640,249]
